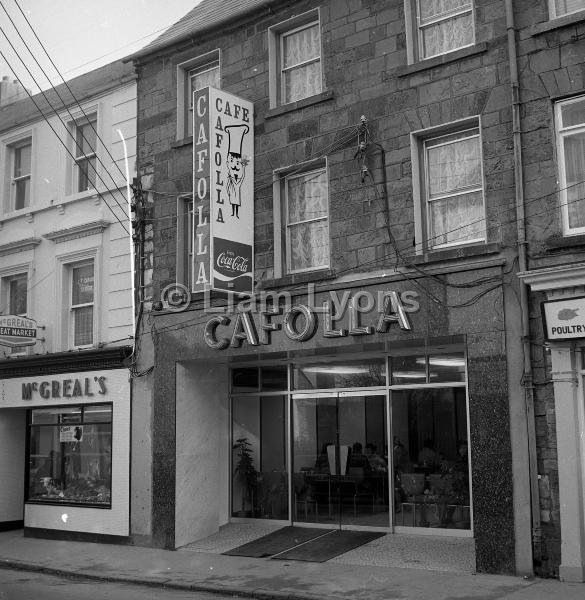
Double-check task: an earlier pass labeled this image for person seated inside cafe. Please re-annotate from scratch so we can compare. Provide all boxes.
[364,443,388,472]
[348,442,371,472]
[417,438,439,472]
[314,443,331,474]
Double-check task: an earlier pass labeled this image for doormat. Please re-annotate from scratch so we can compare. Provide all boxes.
[271,530,386,562]
[223,526,334,558]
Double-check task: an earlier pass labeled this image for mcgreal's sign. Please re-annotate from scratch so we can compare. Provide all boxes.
[0,314,37,347]
[192,86,254,294]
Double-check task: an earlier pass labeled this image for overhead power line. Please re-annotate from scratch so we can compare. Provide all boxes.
[10,0,130,185]
[0,10,130,218]
[0,44,130,235]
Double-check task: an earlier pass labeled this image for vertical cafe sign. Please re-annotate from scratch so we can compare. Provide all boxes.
[192,86,254,294]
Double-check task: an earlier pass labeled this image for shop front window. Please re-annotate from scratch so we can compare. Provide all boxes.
[391,354,470,530]
[231,367,288,519]
[292,392,389,527]
[229,352,470,532]
[27,404,112,507]
[293,359,386,390]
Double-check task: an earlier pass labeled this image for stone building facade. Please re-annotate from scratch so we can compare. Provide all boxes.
[128,0,585,579]
[514,0,585,581]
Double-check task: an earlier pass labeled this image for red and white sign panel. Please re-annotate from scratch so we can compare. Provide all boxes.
[192,86,254,294]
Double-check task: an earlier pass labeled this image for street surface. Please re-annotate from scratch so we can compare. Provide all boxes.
[0,568,239,600]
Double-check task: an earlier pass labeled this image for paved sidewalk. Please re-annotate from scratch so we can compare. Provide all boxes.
[0,529,583,600]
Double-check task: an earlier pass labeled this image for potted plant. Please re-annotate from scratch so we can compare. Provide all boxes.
[233,437,257,516]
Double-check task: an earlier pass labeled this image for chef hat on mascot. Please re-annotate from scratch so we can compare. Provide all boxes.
[225,124,249,157]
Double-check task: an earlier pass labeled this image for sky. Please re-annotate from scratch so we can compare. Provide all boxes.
[0,0,201,93]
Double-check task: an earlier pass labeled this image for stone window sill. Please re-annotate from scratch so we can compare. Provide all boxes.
[257,268,337,290]
[531,10,585,36]
[545,233,585,251]
[411,242,502,266]
[172,136,193,149]
[397,42,488,78]
[265,90,334,119]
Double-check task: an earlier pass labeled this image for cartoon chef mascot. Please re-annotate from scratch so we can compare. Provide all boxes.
[225,124,250,218]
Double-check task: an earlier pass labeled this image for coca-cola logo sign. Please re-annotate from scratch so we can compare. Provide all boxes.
[213,237,253,293]
[216,252,249,273]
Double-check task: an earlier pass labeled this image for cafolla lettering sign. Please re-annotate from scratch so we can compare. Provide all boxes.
[204,290,418,351]
[22,376,107,401]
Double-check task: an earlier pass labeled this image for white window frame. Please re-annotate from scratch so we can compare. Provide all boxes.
[176,194,194,289]
[2,131,33,214]
[56,248,99,351]
[268,9,323,109]
[11,138,32,211]
[272,160,330,277]
[69,260,95,349]
[279,21,322,106]
[176,49,220,141]
[549,0,585,19]
[411,118,486,253]
[555,94,585,236]
[72,113,98,194]
[405,0,475,63]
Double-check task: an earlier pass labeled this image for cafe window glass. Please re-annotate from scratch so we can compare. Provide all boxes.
[27,404,112,506]
[390,352,470,530]
[232,396,288,519]
[293,359,387,390]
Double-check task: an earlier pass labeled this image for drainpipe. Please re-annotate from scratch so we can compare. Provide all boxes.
[505,0,542,570]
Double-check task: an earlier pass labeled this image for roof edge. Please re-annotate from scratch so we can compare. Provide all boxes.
[126,0,279,63]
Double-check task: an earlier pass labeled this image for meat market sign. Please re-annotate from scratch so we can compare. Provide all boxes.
[192,86,254,294]
[0,314,37,347]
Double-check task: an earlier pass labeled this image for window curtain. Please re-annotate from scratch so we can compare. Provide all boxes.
[190,66,220,95]
[287,171,329,271]
[14,143,31,178]
[9,276,27,315]
[419,0,473,58]
[563,132,585,230]
[14,144,31,209]
[561,98,585,128]
[283,25,321,104]
[72,264,94,346]
[430,192,484,245]
[187,65,220,134]
[554,0,585,17]
[427,136,484,245]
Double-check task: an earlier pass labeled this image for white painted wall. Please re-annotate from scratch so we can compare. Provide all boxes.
[0,409,25,524]
[551,344,585,582]
[175,361,230,548]
[0,80,136,357]
[0,368,130,537]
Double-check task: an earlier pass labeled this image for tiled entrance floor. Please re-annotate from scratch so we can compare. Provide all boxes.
[179,522,476,573]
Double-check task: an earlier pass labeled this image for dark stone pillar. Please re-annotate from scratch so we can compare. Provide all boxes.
[468,347,516,574]
[152,355,176,549]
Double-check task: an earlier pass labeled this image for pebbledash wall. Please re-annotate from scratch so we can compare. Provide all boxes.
[129,0,559,576]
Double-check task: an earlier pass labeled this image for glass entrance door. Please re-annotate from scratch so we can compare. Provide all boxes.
[292,391,389,528]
